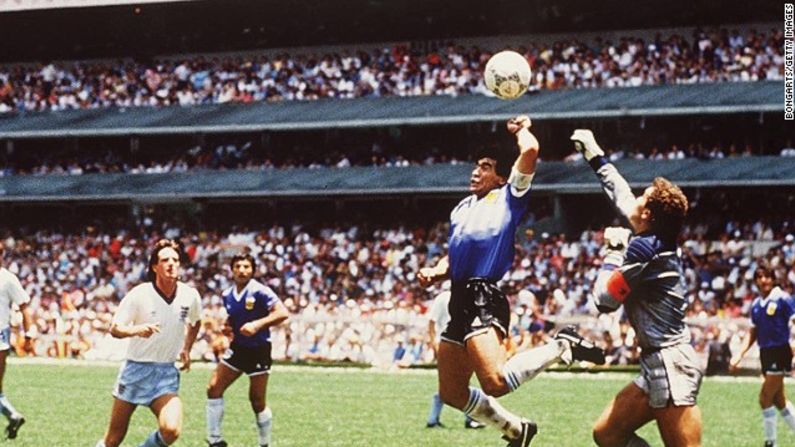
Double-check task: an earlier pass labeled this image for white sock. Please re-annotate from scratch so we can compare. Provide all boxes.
[763,406,777,443]
[502,340,566,391]
[139,430,168,447]
[0,393,20,419]
[625,433,651,447]
[256,407,273,446]
[206,398,224,443]
[95,441,107,447]
[780,401,795,433]
[463,388,523,439]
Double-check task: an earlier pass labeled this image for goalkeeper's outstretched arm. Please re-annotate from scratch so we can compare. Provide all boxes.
[570,130,637,230]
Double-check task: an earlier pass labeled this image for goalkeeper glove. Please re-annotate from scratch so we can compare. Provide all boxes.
[603,226,631,267]
[570,129,605,162]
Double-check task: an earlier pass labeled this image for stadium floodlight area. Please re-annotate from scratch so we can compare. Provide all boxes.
[0,0,195,12]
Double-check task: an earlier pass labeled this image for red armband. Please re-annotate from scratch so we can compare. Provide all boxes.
[606,271,631,303]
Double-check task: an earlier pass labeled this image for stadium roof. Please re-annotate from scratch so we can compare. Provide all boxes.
[0,82,780,138]
[0,0,193,12]
[1,156,793,202]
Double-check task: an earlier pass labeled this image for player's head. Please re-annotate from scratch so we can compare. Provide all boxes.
[470,144,513,197]
[753,265,776,296]
[147,239,183,282]
[230,252,255,285]
[631,177,688,242]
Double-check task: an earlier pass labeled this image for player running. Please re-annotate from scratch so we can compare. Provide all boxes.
[206,253,289,447]
[97,239,202,447]
[419,116,605,447]
[0,245,34,440]
[730,265,795,447]
[570,130,702,447]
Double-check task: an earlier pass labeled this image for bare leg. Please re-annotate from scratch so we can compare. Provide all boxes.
[150,394,183,445]
[101,398,137,447]
[593,382,654,447]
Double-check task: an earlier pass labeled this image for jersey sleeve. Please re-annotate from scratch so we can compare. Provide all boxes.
[261,286,281,310]
[187,290,202,325]
[4,272,31,306]
[112,289,139,326]
[593,238,655,309]
[594,162,636,227]
[784,295,795,321]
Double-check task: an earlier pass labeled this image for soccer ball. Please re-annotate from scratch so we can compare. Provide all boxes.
[484,50,532,100]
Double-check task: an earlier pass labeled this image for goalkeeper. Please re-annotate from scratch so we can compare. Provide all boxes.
[570,130,703,447]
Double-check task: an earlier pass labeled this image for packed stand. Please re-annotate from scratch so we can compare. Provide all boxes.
[1,206,793,371]
[0,27,784,114]
[2,139,791,178]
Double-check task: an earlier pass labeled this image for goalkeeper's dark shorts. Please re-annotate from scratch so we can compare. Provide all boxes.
[441,278,510,346]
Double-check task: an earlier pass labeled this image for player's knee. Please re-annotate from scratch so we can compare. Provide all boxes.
[481,376,509,397]
[159,425,181,444]
[592,423,613,446]
[250,397,266,413]
[206,383,223,399]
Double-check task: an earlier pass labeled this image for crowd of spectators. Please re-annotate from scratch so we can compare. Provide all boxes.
[2,139,792,178]
[1,204,793,371]
[0,27,783,114]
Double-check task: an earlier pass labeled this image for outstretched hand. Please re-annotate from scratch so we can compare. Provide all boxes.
[570,129,605,161]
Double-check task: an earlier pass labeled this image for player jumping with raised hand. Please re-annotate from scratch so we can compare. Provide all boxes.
[570,129,702,447]
[419,116,605,447]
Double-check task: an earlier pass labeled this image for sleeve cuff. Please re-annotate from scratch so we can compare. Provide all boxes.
[588,155,609,171]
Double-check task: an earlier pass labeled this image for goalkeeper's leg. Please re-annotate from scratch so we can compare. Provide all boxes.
[593,383,654,447]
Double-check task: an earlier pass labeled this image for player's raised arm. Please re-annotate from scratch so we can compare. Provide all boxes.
[507,115,539,182]
[570,129,637,230]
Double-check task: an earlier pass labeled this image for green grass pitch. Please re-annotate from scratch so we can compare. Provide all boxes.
[3,361,793,446]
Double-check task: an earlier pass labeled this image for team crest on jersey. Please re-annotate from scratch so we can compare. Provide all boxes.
[767,302,777,316]
[245,296,256,310]
[484,190,500,204]
[179,305,190,321]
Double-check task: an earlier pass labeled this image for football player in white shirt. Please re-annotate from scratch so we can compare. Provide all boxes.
[0,245,34,440]
[96,239,202,447]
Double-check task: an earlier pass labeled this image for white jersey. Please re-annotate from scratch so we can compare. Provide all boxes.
[429,291,451,342]
[0,268,31,329]
[112,281,202,363]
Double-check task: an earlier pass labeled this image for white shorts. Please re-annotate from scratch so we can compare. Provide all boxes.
[113,360,180,406]
[634,344,703,408]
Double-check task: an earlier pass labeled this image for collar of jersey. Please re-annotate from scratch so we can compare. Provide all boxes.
[760,286,787,305]
[232,282,250,302]
[152,281,177,304]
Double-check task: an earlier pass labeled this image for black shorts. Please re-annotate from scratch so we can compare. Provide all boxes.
[441,278,510,346]
[221,342,272,376]
[760,345,793,375]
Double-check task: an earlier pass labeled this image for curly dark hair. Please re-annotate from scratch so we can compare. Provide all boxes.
[646,177,688,242]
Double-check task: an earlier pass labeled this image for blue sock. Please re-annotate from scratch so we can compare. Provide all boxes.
[0,393,20,419]
[139,430,168,447]
[427,393,443,425]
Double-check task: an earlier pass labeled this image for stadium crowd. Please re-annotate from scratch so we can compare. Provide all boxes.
[1,140,791,178]
[0,27,783,114]
[0,207,792,371]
